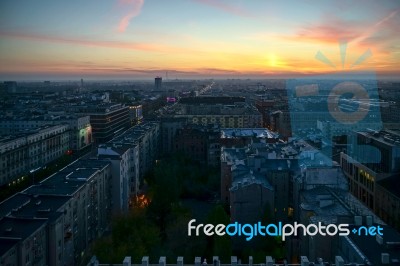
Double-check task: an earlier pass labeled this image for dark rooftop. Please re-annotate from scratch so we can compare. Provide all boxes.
[0,193,71,223]
[25,159,110,196]
[0,193,31,218]
[0,238,19,257]
[377,173,400,198]
[348,224,400,265]
[0,217,47,241]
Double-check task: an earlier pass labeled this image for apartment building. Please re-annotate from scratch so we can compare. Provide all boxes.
[0,124,70,186]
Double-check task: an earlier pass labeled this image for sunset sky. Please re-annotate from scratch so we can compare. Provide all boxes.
[0,0,399,80]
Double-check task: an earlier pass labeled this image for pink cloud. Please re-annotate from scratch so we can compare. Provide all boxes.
[191,0,252,17]
[0,31,195,54]
[117,0,144,32]
[273,9,400,48]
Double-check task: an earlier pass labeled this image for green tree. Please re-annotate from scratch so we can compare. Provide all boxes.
[147,160,182,237]
[93,208,161,263]
[165,207,207,262]
[206,205,232,262]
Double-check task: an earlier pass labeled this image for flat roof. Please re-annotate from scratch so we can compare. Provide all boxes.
[5,193,72,221]
[300,187,351,225]
[348,224,400,265]
[25,159,110,196]
[0,124,68,143]
[109,121,159,144]
[358,130,400,147]
[0,193,70,223]
[0,193,31,218]
[0,217,47,241]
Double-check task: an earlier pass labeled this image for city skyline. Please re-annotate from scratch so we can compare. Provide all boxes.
[0,0,399,80]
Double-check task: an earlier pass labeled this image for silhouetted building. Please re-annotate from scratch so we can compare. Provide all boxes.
[173,124,220,166]
[155,76,162,91]
[4,81,17,93]
[230,171,274,224]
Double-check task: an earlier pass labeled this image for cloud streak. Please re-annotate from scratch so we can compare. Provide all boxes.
[191,0,252,17]
[0,31,194,53]
[351,8,400,45]
[269,8,399,49]
[117,0,144,32]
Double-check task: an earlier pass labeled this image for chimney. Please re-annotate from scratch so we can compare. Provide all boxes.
[195,257,201,266]
[366,215,373,226]
[88,256,99,266]
[159,257,166,266]
[249,256,253,266]
[381,253,390,264]
[123,257,131,266]
[354,216,362,226]
[335,256,344,266]
[376,234,384,245]
[300,256,309,266]
[266,256,273,266]
[177,257,184,266]
[142,256,149,266]
[212,256,219,266]
[231,256,237,266]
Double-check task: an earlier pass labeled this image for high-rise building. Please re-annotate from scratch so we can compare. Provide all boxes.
[155,76,162,91]
[72,103,130,143]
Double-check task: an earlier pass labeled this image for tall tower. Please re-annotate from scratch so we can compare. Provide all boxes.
[155,76,162,90]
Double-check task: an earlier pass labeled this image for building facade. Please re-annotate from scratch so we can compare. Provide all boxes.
[73,103,130,143]
[0,124,70,186]
[0,115,92,151]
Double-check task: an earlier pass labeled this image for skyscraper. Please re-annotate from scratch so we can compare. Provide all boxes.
[155,76,162,91]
